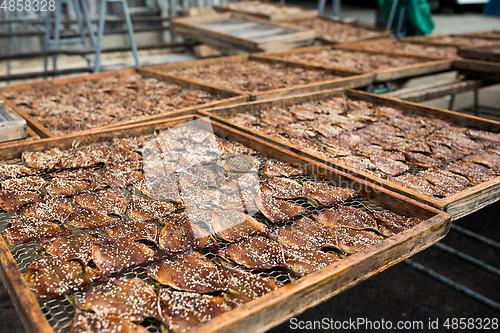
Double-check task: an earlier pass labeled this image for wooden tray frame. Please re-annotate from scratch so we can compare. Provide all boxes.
[458,44,500,63]
[140,54,374,101]
[452,30,500,40]
[403,34,498,48]
[251,45,453,82]
[0,68,247,139]
[284,16,391,45]
[214,1,318,21]
[170,12,316,53]
[335,38,459,60]
[454,58,500,80]
[0,115,450,333]
[201,89,500,221]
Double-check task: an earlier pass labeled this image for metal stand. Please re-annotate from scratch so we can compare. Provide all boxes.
[94,0,140,72]
[318,0,341,19]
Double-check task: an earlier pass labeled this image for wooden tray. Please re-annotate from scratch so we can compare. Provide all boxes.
[284,16,391,45]
[458,44,500,63]
[141,54,374,101]
[214,1,318,21]
[0,68,247,139]
[336,38,459,60]
[252,45,452,82]
[403,34,499,48]
[201,89,500,221]
[454,58,500,81]
[452,30,500,40]
[170,12,316,53]
[0,115,450,333]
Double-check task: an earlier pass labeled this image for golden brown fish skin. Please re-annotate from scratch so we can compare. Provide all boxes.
[75,188,127,216]
[388,174,444,197]
[313,206,378,231]
[466,150,500,174]
[302,182,358,206]
[158,288,232,333]
[420,168,472,196]
[24,196,73,222]
[255,193,307,224]
[45,178,94,197]
[147,252,225,293]
[67,206,116,230]
[70,312,150,333]
[0,190,43,213]
[274,217,338,251]
[261,177,304,199]
[447,160,496,185]
[2,216,62,246]
[92,238,158,277]
[223,155,260,173]
[222,236,286,270]
[78,277,159,322]
[26,256,101,302]
[334,227,384,254]
[126,196,177,222]
[1,176,47,192]
[41,232,96,263]
[0,164,38,181]
[283,247,341,277]
[22,148,63,170]
[56,149,92,170]
[220,266,279,307]
[211,208,268,242]
[264,160,305,178]
[103,220,158,243]
[372,211,422,237]
[369,156,409,177]
[106,147,142,165]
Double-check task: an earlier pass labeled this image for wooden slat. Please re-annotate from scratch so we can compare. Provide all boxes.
[454,59,500,77]
[458,45,500,63]
[214,1,319,21]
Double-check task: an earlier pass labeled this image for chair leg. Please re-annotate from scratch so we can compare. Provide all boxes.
[94,0,107,72]
[121,0,141,68]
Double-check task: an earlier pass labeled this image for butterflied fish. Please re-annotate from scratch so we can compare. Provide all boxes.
[388,174,444,197]
[314,206,378,232]
[75,188,127,216]
[159,213,216,253]
[420,168,471,196]
[114,136,148,152]
[26,256,100,301]
[216,170,260,193]
[383,140,431,154]
[22,148,63,170]
[264,160,305,178]
[136,177,181,202]
[70,312,149,333]
[51,168,98,182]
[219,140,258,156]
[102,170,143,187]
[261,177,303,199]
[42,232,96,263]
[283,247,341,277]
[77,277,158,321]
[45,178,94,197]
[180,187,223,207]
[177,165,217,189]
[260,107,294,127]
[332,156,378,174]
[288,104,318,121]
[369,156,409,176]
[0,164,38,181]
[220,266,279,307]
[372,211,422,237]
[447,160,496,185]
[56,149,92,170]
[466,129,500,143]
[0,190,43,212]
[335,227,384,254]
[223,155,260,172]
[147,252,225,293]
[1,176,47,192]
[467,151,500,173]
[428,143,464,161]
[67,206,116,230]
[82,143,112,164]
[127,196,177,222]
[25,196,73,222]
[303,182,358,206]
[107,148,142,165]
[2,216,62,246]
[404,152,442,168]
[158,288,231,333]
[221,236,286,270]
[274,217,338,250]
[103,220,158,243]
[212,208,267,242]
[255,193,307,224]
[92,238,158,277]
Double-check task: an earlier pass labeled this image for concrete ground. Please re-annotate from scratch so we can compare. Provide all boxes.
[1,3,500,332]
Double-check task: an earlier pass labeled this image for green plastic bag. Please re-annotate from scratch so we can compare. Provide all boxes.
[379,0,435,36]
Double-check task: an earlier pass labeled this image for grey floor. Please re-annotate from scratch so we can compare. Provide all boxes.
[1,3,500,332]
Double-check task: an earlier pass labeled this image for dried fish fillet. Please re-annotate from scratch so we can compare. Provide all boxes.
[2,216,61,246]
[314,206,378,231]
[255,193,307,224]
[159,213,215,253]
[1,176,47,192]
[447,160,496,185]
[136,177,181,202]
[212,208,267,242]
[114,136,148,152]
[224,155,260,172]
[22,148,63,170]
[335,227,383,254]
[78,277,158,321]
[283,247,341,277]
[92,238,158,277]
[404,152,442,168]
[264,160,305,177]
[372,211,422,237]
[50,168,98,182]
[219,140,258,156]
[389,174,444,197]
[127,196,177,222]
[102,170,143,188]
[67,206,116,230]
[107,148,142,165]
[147,252,225,293]
[420,168,471,196]
[81,143,112,165]
[0,190,43,212]
[45,178,93,197]
[26,256,100,301]
[103,220,158,243]
[370,156,409,176]
[222,236,286,270]
[25,196,73,222]
[56,149,92,170]
[42,232,96,263]
[261,177,303,199]
[70,312,149,333]
[467,151,500,173]
[303,182,358,206]
[75,188,127,216]
[275,217,338,250]
[0,164,38,181]
[158,288,231,333]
